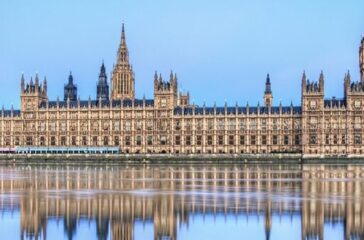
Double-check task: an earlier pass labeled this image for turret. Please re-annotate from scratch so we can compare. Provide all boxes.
[21,74,25,92]
[43,76,47,93]
[64,72,77,101]
[264,73,273,107]
[97,61,109,101]
[319,70,324,92]
[35,73,39,91]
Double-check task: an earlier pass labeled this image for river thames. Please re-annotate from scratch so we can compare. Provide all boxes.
[0,163,363,240]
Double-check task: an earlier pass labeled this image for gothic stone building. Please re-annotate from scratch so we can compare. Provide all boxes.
[1,25,364,156]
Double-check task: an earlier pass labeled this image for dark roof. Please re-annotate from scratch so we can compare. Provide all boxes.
[174,105,302,116]
[1,110,21,117]
[39,99,155,109]
[324,99,346,108]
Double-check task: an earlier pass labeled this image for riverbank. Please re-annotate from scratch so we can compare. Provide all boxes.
[0,153,364,164]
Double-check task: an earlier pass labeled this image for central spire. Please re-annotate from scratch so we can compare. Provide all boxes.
[117,23,129,64]
[111,23,135,100]
[121,23,126,46]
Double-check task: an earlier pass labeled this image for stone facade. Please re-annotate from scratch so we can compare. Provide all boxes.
[1,25,364,156]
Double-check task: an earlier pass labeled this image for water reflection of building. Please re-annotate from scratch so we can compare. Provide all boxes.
[302,165,364,240]
[0,165,364,239]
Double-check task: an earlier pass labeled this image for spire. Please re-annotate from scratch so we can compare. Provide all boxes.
[21,74,25,91]
[121,23,126,46]
[117,22,129,63]
[99,61,107,81]
[319,70,324,92]
[302,70,307,82]
[35,73,39,87]
[347,70,351,82]
[319,70,324,82]
[43,76,47,92]
[111,23,135,100]
[265,73,271,94]
[69,71,73,84]
[170,70,174,81]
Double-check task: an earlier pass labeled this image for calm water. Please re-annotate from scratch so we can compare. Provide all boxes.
[0,163,363,240]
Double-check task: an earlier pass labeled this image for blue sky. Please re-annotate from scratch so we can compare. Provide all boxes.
[0,0,364,108]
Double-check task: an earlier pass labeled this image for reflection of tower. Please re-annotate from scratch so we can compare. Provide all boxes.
[20,193,47,240]
[64,216,77,240]
[154,196,177,240]
[264,196,272,240]
[111,220,133,240]
[96,218,109,240]
[301,167,325,240]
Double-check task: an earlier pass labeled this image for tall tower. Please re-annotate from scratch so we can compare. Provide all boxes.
[111,23,135,100]
[64,72,77,101]
[97,62,109,101]
[360,36,364,82]
[264,74,273,107]
[301,71,325,155]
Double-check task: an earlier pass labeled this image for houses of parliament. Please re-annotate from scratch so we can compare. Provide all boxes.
[1,24,364,156]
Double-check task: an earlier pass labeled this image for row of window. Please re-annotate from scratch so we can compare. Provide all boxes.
[20,135,301,147]
[308,134,362,145]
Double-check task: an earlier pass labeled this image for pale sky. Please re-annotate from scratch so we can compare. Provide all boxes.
[0,0,364,108]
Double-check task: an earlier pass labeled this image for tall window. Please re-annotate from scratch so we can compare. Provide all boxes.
[272,135,278,145]
[103,136,109,146]
[125,136,131,146]
[229,135,234,145]
[60,136,66,146]
[294,135,300,145]
[26,137,33,146]
[207,136,213,145]
[51,136,56,146]
[309,135,317,145]
[160,136,167,145]
[250,136,256,145]
[136,136,142,146]
[284,135,289,145]
[93,136,98,146]
[240,135,245,145]
[71,136,77,146]
[185,136,191,146]
[218,135,224,145]
[82,136,87,146]
[196,136,202,145]
[175,136,181,145]
[147,136,153,145]
[40,136,45,146]
[114,136,119,146]
[354,134,362,145]
[261,135,267,145]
